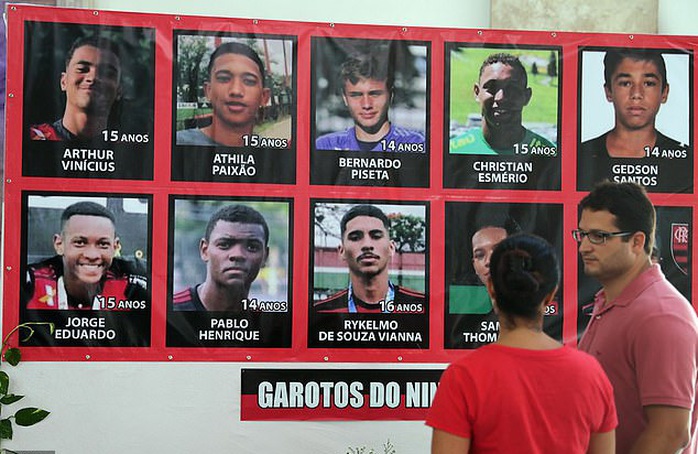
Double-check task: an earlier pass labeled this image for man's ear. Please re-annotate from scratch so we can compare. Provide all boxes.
[473,83,480,99]
[661,82,670,104]
[53,233,64,255]
[604,84,613,102]
[632,231,647,252]
[523,87,532,106]
[60,72,68,92]
[199,238,209,262]
[485,278,498,312]
[114,237,122,256]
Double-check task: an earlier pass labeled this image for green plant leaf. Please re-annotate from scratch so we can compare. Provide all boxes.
[0,372,9,395]
[0,394,24,405]
[4,348,21,367]
[0,418,12,439]
[14,408,50,427]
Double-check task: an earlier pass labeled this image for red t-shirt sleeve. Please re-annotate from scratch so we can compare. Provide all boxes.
[596,363,619,433]
[425,364,473,439]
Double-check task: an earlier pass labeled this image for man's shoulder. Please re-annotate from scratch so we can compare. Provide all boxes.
[523,128,556,147]
[176,128,217,146]
[173,287,194,301]
[27,256,63,280]
[393,286,426,313]
[23,256,62,309]
[173,286,205,311]
[23,257,60,309]
[314,289,349,312]
[105,258,148,294]
[648,273,694,310]
[388,125,426,144]
[173,287,195,303]
[623,267,693,319]
[580,132,608,147]
[655,130,689,150]
[624,272,698,357]
[579,132,610,159]
[449,127,489,154]
[109,257,147,277]
[395,286,426,303]
[315,128,355,149]
[29,122,63,141]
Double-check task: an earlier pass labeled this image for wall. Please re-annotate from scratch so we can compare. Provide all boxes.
[93,0,490,27]
[91,0,698,34]
[659,0,698,35]
[3,1,697,453]
[492,0,658,33]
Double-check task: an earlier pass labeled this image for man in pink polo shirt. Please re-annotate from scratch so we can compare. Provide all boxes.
[576,181,698,453]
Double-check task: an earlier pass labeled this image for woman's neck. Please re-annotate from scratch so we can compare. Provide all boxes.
[496,323,561,350]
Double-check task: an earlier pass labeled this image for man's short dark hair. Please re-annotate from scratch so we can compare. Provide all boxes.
[207,42,266,86]
[603,48,668,90]
[579,181,656,255]
[340,204,391,237]
[473,214,522,238]
[479,53,528,86]
[61,201,116,230]
[204,204,269,245]
[65,35,121,70]
[339,52,394,92]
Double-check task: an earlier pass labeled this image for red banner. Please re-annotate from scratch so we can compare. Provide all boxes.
[2,4,695,363]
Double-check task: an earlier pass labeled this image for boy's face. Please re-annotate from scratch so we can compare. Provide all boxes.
[605,57,669,131]
[339,215,395,279]
[474,62,531,129]
[200,220,268,292]
[54,214,119,286]
[205,53,270,130]
[61,45,122,116]
[342,78,391,134]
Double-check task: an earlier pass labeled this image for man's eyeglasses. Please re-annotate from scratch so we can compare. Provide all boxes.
[571,229,634,245]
